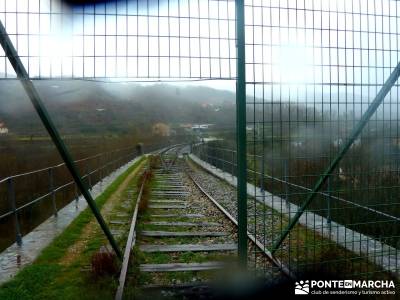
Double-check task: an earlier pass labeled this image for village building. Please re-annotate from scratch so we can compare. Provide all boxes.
[0,122,9,135]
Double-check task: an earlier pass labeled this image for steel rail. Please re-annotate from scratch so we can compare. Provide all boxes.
[185,162,295,280]
[115,146,183,298]
[0,143,170,249]
[246,169,400,223]
[159,144,188,170]
[271,61,400,254]
[115,170,147,300]
[194,145,400,223]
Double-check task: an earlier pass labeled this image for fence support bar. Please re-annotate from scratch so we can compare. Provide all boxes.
[236,0,248,267]
[49,168,58,217]
[0,21,122,259]
[7,178,22,246]
[271,61,400,254]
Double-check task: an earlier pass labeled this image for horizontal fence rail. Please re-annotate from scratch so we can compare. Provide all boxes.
[0,142,166,250]
[193,143,400,224]
[192,141,400,277]
[1,0,400,284]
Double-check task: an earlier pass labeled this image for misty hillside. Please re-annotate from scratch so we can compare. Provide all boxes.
[0,81,236,135]
[0,80,384,137]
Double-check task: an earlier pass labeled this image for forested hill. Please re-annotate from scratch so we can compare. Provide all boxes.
[1,80,363,138]
[0,81,236,135]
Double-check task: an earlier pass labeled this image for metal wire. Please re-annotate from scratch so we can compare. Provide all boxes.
[0,0,236,80]
[242,0,400,279]
[2,0,400,281]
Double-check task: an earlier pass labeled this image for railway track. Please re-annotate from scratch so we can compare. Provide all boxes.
[115,146,289,299]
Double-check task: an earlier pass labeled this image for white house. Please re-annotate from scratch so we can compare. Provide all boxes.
[192,124,213,130]
[333,138,361,148]
[0,122,8,135]
[291,141,303,148]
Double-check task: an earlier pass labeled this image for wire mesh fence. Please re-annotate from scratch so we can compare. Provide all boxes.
[240,0,400,280]
[0,141,168,251]
[0,146,134,250]
[188,0,400,280]
[1,0,400,282]
[193,131,400,279]
[0,0,237,80]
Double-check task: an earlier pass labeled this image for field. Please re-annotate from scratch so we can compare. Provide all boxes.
[202,123,400,250]
[0,82,235,252]
[0,134,174,251]
[0,157,147,300]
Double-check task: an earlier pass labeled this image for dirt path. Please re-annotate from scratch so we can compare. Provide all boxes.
[60,159,146,266]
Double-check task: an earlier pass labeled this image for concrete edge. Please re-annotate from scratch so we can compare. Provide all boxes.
[189,154,400,276]
[0,155,144,284]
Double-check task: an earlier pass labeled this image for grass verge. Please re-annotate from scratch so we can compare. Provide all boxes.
[0,157,146,300]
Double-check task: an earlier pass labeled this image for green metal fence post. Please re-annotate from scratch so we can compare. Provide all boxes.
[0,21,122,259]
[8,178,22,246]
[236,0,247,267]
